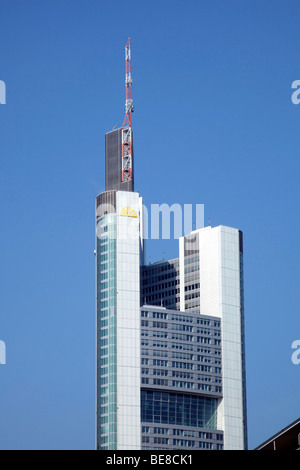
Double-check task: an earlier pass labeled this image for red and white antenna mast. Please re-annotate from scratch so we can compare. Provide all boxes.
[122,37,134,183]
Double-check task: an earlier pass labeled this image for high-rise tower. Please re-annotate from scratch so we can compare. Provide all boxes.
[96,38,142,450]
[96,39,247,451]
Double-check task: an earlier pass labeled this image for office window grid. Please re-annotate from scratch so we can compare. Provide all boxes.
[140,307,223,449]
[141,255,202,314]
[140,308,222,396]
[141,260,180,310]
[184,254,200,312]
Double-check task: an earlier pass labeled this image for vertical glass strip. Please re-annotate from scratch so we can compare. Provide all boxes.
[97,214,117,450]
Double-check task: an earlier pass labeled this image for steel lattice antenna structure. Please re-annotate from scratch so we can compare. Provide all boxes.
[122,37,134,183]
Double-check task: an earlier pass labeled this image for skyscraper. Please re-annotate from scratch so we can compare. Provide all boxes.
[96,39,247,451]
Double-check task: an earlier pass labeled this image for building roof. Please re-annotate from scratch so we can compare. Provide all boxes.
[255,417,300,450]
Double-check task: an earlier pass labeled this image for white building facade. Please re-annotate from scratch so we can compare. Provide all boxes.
[96,190,142,450]
[178,226,247,449]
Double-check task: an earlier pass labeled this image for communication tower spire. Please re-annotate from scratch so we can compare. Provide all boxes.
[122,37,134,183]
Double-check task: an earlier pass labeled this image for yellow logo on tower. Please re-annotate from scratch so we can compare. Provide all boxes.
[120,206,138,218]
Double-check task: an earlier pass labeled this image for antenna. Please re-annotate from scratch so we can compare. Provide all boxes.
[121,38,134,183]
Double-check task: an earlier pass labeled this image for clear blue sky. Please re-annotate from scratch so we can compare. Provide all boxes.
[0,0,299,450]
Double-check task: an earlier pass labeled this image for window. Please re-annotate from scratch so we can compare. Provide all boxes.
[154,437,169,445]
[154,427,169,435]
[173,439,195,447]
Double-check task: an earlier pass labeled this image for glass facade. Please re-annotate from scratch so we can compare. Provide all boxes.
[97,213,117,450]
[141,259,180,310]
[141,390,218,429]
[140,306,223,450]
